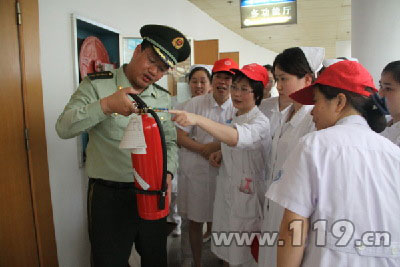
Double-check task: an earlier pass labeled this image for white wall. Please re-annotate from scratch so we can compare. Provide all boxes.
[335,40,351,59]
[352,0,400,85]
[38,0,277,266]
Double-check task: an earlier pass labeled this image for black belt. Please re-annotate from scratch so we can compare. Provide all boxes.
[90,178,133,189]
[90,178,162,196]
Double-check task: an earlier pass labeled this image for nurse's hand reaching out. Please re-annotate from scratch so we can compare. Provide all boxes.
[209,150,222,167]
[170,110,200,126]
[172,109,238,147]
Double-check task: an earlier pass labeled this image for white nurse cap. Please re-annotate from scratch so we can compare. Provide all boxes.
[188,64,212,76]
[323,57,359,67]
[299,47,325,76]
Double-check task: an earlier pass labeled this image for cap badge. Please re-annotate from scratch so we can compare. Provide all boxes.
[225,61,231,66]
[172,37,184,49]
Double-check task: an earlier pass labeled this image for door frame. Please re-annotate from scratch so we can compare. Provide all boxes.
[18,0,58,265]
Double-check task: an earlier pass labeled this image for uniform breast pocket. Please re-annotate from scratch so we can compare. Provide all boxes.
[106,114,130,140]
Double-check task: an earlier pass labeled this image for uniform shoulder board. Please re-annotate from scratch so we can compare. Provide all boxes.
[153,83,171,95]
[87,71,114,80]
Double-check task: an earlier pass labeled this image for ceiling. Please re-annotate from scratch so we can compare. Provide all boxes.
[187,0,351,58]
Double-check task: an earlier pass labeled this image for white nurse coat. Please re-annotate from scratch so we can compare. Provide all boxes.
[170,99,189,194]
[211,106,271,265]
[268,105,315,183]
[259,105,315,267]
[381,121,400,147]
[267,115,400,267]
[258,96,292,138]
[177,93,235,222]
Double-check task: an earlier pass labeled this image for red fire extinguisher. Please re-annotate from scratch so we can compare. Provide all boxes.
[128,94,169,220]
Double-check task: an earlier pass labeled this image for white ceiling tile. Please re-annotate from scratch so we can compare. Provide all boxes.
[187,0,351,54]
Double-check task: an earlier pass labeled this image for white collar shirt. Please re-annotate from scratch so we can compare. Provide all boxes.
[267,115,400,266]
[259,97,292,138]
[176,93,235,177]
[176,93,235,143]
[259,104,314,267]
[221,106,271,179]
[175,93,235,222]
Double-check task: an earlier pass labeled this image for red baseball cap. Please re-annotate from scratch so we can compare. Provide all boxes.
[233,63,269,87]
[290,60,378,105]
[212,58,239,74]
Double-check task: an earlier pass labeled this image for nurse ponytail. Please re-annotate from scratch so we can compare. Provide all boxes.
[317,85,387,133]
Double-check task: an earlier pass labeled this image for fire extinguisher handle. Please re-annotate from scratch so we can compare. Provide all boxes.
[128,93,148,109]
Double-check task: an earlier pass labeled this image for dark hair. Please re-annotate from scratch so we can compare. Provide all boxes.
[211,71,234,81]
[263,64,273,71]
[317,84,387,133]
[188,67,211,83]
[263,64,274,80]
[273,47,314,80]
[382,60,400,84]
[233,73,264,105]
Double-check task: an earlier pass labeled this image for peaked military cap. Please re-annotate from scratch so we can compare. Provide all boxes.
[140,24,191,68]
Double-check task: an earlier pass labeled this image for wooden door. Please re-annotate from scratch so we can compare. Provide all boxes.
[194,39,219,65]
[0,0,58,266]
[219,51,240,65]
[0,0,40,265]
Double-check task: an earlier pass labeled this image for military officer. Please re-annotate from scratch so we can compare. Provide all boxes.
[56,24,190,267]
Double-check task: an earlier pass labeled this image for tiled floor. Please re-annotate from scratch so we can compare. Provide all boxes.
[128,223,222,267]
[166,233,222,267]
[128,224,258,267]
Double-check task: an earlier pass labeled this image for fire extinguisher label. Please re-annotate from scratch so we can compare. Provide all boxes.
[119,115,147,154]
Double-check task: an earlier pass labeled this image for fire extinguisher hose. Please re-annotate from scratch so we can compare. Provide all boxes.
[129,94,168,210]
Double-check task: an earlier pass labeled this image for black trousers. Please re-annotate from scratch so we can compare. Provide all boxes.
[87,178,167,267]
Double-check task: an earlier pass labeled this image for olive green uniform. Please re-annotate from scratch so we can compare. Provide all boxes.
[56,66,176,267]
[56,66,178,182]
[56,22,191,267]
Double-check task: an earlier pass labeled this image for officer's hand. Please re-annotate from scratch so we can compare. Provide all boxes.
[167,173,172,206]
[200,142,221,160]
[209,150,222,167]
[100,87,141,116]
[169,110,199,126]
